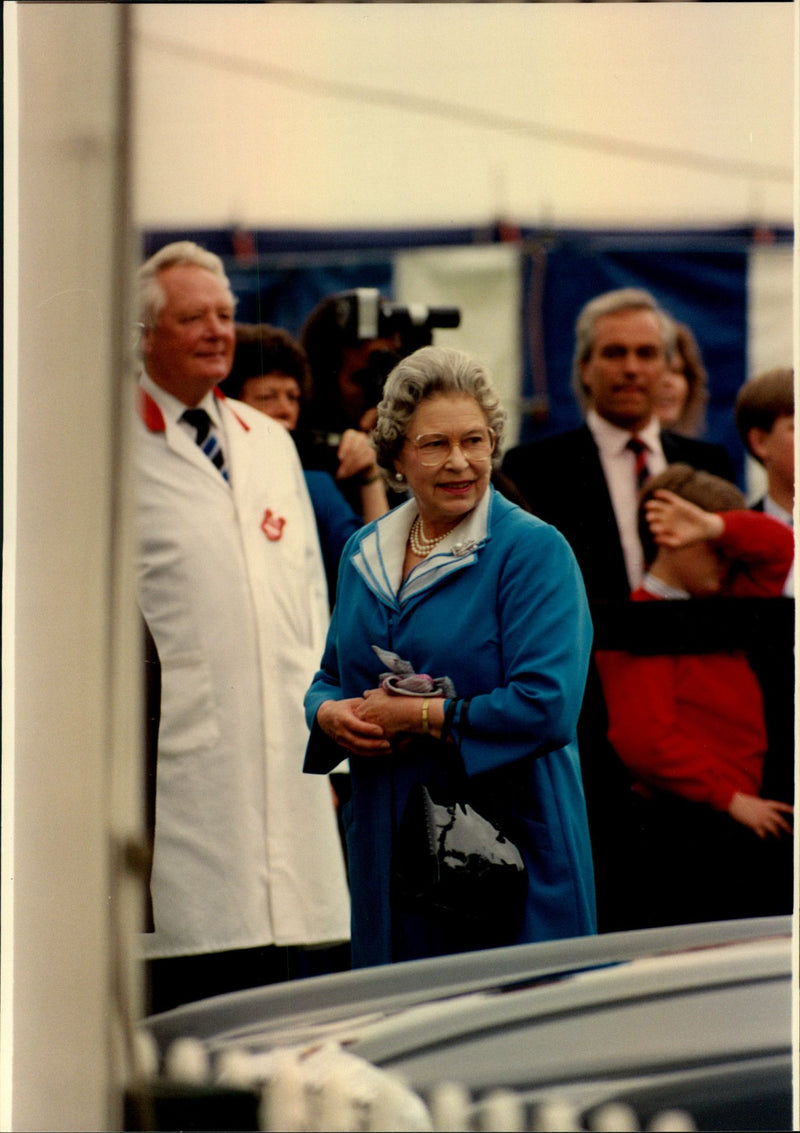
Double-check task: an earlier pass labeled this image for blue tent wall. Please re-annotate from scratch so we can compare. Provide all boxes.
[522,239,749,482]
[141,224,792,487]
[141,223,491,337]
[225,260,394,338]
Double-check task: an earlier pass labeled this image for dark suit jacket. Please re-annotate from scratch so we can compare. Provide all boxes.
[501,423,736,604]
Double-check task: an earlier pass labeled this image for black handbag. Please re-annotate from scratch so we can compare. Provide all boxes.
[372,650,528,923]
[391,755,528,923]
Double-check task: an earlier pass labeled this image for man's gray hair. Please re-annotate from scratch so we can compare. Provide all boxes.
[137,241,236,328]
[372,345,507,481]
[572,288,676,410]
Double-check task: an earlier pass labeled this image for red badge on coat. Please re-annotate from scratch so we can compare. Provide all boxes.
[261,509,286,541]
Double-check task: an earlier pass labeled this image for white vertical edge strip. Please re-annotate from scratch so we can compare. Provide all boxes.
[0,5,20,1126]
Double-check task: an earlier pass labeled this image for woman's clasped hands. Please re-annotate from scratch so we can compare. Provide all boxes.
[317,688,439,757]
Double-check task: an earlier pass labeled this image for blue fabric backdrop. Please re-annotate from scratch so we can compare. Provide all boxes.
[141,224,791,488]
[225,261,394,338]
[523,240,749,482]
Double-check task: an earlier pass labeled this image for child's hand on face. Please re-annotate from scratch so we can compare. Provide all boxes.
[645,490,725,549]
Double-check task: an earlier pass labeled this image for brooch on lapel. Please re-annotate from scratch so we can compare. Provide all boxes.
[261,509,286,541]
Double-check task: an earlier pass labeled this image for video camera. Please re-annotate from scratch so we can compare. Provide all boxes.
[333,288,461,353]
[300,289,462,475]
[332,288,461,411]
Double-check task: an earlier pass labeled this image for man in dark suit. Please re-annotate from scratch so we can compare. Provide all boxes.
[502,288,735,603]
[502,288,736,931]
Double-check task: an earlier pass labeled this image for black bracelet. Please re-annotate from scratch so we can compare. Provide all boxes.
[440,698,459,743]
[459,698,473,737]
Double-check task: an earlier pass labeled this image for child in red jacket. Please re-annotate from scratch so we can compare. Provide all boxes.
[596,463,794,925]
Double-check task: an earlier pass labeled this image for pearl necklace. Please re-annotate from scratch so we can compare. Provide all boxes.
[409,515,451,557]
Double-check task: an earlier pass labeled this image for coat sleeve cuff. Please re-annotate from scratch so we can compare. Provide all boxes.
[304,716,348,775]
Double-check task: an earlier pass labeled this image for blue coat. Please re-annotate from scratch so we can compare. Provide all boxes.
[305,487,596,967]
[304,470,361,606]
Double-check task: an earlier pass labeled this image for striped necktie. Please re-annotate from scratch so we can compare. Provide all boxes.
[626,435,651,491]
[181,407,229,482]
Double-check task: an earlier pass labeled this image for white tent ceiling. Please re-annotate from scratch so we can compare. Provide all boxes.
[132,3,796,232]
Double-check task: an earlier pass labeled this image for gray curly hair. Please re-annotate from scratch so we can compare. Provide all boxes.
[372,345,507,481]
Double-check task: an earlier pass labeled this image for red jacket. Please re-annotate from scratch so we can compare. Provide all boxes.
[596,511,793,812]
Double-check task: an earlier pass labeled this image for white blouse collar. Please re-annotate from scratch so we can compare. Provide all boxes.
[352,488,493,608]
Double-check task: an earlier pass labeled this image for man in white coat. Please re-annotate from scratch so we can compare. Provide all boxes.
[135,242,350,1012]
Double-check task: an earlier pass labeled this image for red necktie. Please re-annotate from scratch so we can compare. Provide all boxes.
[626,435,650,490]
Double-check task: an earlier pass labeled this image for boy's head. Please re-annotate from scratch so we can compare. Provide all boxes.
[638,465,745,595]
[735,368,794,500]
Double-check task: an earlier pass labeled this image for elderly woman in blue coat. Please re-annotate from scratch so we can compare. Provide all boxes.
[305,345,596,968]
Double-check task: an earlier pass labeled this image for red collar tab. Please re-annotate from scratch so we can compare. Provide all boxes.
[138,387,166,433]
[214,387,250,432]
[138,385,250,435]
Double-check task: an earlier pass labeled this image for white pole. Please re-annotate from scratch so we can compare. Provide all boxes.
[2,3,140,1129]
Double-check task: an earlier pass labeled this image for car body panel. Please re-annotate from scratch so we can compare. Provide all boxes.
[144,917,793,1131]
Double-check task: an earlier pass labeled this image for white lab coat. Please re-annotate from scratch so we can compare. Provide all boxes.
[136,376,349,959]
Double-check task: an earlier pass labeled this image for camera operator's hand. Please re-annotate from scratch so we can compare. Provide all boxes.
[336,429,379,482]
[358,407,379,433]
[336,428,390,523]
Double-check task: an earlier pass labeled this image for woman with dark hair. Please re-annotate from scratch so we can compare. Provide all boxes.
[225,322,391,522]
[222,324,389,604]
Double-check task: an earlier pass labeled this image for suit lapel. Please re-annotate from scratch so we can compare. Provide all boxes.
[575,425,616,512]
[572,425,629,600]
[660,431,682,463]
[216,393,252,496]
[168,415,226,486]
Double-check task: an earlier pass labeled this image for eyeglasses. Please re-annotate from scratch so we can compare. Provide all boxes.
[408,428,496,468]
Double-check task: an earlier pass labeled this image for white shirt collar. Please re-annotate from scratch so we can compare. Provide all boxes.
[585,409,667,592]
[641,572,691,600]
[763,494,793,528]
[586,408,662,455]
[352,488,492,607]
